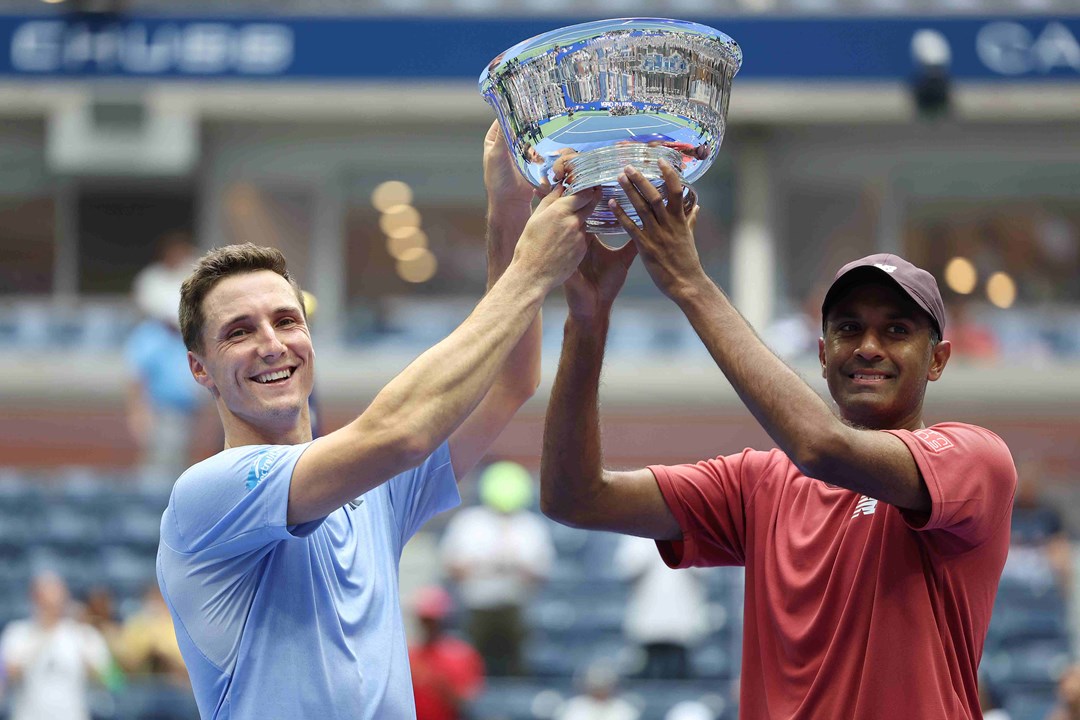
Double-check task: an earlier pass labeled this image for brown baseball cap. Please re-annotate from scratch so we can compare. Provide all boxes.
[821,253,946,337]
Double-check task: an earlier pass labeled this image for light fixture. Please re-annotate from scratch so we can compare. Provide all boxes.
[986,271,1016,309]
[371,181,413,213]
[944,256,977,295]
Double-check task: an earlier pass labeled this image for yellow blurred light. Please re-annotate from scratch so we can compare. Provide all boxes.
[396,248,438,283]
[387,230,428,260]
[371,181,413,212]
[379,205,422,238]
[986,271,1016,309]
[41,0,66,4]
[943,256,977,295]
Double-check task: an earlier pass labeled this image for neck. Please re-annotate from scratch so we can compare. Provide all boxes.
[221,405,313,448]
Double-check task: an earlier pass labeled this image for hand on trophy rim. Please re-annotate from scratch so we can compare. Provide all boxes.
[611,160,707,301]
[483,120,535,211]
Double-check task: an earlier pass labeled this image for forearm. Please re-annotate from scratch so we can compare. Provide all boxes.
[486,203,542,399]
[445,204,542,476]
[672,277,841,473]
[351,264,547,467]
[540,313,609,527]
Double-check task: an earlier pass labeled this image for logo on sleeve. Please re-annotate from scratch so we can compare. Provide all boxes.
[914,428,955,453]
[246,448,285,491]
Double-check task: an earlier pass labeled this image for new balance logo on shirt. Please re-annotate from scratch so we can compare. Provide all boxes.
[852,495,878,518]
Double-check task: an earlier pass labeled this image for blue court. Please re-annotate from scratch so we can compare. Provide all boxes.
[535,112,700,156]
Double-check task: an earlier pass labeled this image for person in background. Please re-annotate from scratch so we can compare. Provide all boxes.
[1050,663,1080,720]
[556,661,640,720]
[0,571,111,720]
[125,231,201,482]
[615,535,708,680]
[440,461,554,675]
[977,677,1011,720]
[78,585,126,693]
[1004,460,1072,596]
[115,583,188,686]
[407,585,484,720]
[113,583,196,720]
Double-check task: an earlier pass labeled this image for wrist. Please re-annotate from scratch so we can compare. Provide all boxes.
[487,198,532,224]
[565,309,610,337]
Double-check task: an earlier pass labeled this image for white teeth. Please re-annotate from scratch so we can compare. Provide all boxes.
[255,369,292,383]
[853,374,885,380]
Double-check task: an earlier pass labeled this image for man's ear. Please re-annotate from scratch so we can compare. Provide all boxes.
[927,339,952,382]
[818,337,827,379]
[188,351,218,397]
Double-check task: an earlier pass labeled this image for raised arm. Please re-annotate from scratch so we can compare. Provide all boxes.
[446,122,545,479]
[287,180,601,525]
[539,236,681,540]
[611,161,931,513]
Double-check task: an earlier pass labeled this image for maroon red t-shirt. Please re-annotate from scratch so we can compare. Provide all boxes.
[650,422,1016,720]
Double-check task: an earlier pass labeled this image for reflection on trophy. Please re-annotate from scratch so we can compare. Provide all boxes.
[480,18,742,236]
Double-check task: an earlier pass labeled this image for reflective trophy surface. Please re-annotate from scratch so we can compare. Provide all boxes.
[480,18,742,236]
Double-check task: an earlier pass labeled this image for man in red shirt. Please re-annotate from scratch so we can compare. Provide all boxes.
[408,586,485,720]
[540,161,1016,720]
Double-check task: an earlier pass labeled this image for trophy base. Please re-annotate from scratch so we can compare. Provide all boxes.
[562,144,697,238]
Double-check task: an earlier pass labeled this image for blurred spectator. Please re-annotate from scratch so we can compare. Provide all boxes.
[440,461,554,675]
[615,535,708,679]
[407,585,485,720]
[111,583,195,720]
[1002,461,1072,596]
[0,571,111,720]
[115,583,188,686]
[556,661,640,720]
[978,677,1010,720]
[1049,663,1080,720]
[125,231,201,482]
[664,701,716,720]
[762,285,826,361]
[78,585,126,692]
[947,300,999,363]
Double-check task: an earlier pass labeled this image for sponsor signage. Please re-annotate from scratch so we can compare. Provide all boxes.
[1,14,1077,81]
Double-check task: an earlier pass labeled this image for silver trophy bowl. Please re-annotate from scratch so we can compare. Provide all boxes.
[480,18,742,236]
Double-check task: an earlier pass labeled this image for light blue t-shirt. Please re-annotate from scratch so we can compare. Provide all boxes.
[157,440,459,720]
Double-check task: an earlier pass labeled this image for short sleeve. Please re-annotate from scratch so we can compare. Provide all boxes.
[886,423,1016,553]
[650,448,778,569]
[386,441,459,549]
[161,443,320,560]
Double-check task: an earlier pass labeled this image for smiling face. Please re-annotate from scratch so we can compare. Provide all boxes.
[188,270,315,446]
[819,281,950,431]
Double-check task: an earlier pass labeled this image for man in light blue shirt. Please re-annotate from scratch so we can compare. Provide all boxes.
[157,123,601,719]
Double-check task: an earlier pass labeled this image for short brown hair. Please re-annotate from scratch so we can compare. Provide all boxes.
[179,243,305,353]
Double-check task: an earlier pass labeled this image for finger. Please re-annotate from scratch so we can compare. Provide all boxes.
[688,205,702,231]
[625,165,666,220]
[617,170,656,229]
[536,175,554,199]
[658,159,685,219]
[536,181,566,211]
[561,185,602,214]
[484,119,501,144]
[608,198,644,241]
